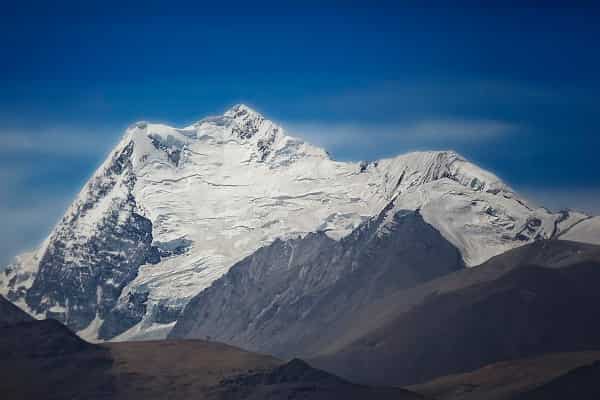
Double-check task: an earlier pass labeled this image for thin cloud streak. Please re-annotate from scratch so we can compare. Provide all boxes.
[285,118,520,154]
[0,126,121,157]
[289,78,590,121]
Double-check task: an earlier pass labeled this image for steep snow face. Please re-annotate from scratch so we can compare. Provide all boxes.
[0,104,594,340]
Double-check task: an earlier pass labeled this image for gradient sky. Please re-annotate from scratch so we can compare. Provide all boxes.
[1,1,599,264]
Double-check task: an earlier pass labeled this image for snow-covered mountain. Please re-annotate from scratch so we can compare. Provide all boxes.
[1,104,598,341]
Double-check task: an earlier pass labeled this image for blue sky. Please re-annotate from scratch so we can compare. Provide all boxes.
[1,2,599,264]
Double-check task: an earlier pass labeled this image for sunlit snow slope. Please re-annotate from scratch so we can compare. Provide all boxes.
[0,105,596,340]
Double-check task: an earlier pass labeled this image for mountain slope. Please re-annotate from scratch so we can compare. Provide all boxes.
[1,105,595,340]
[313,244,600,386]
[170,206,464,356]
[309,239,600,360]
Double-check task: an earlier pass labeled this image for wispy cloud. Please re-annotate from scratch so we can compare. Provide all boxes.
[296,77,576,119]
[402,119,518,140]
[285,118,520,155]
[0,126,121,157]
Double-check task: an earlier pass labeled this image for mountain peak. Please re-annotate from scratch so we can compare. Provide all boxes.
[220,104,269,142]
[224,104,263,120]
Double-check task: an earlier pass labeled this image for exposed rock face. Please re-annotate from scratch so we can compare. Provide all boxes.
[170,206,464,358]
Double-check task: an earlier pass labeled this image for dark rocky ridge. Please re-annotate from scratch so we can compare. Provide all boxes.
[170,205,464,358]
